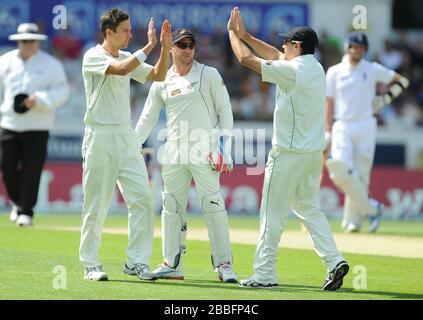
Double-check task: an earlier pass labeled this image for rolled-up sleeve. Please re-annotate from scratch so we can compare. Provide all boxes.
[372,62,396,84]
[82,48,113,76]
[129,62,154,84]
[261,59,296,92]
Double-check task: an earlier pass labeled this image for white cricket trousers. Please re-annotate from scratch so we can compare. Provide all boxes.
[253,147,345,283]
[162,161,233,266]
[162,164,221,213]
[331,118,377,227]
[79,124,154,268]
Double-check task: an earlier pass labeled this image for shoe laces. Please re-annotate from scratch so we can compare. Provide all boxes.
[87,265,103,273]
[244,277,258,286]
[133,263,149,273]
[219,262,233,273]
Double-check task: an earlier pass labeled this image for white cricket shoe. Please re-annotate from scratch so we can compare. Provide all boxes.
[10,206,18,223]
[239,276,278,288]
[123,263,158,281]
[16,214,33,227]
[368,202,383,233]
[152,262,184,280]
[345,223,360,233]
[84,265,108,281]
[217,262,238,283]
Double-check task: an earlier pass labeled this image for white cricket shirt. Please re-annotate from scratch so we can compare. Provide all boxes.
[0,49,69,131]
[261,54,326,152]
[326,55,396,122]
[82,44,153,125]
[135,60,233,153]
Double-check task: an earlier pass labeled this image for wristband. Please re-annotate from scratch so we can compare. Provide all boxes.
[133,49,147,63]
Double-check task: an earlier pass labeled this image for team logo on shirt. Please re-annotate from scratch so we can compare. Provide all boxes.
[171,89,181,96]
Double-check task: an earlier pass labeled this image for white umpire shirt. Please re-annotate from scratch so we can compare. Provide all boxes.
[0,49,69,131]
[82,44,153,125]
[135,60,233,163]
[326,55,396,122]
[261,54,326,152]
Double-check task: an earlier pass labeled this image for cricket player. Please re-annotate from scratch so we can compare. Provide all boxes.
[228,7,348,290]
[135,28,237,283]
[79,8,172,281]
[325,32,409,233]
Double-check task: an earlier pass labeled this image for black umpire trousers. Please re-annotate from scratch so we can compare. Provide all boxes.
[0,128,49,217]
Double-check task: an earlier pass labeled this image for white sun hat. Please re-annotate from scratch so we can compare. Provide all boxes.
[8,23,48,41]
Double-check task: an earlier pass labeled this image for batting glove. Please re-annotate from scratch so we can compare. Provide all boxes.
[208,136,233,174]
[372,95,388,114]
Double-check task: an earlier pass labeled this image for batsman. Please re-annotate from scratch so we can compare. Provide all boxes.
[325,32,409,233]
[135,29,237,282]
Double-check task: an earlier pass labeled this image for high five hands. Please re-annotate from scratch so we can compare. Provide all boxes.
[145,17,172,53]
[228,7,248,40]
[160,19,172,52]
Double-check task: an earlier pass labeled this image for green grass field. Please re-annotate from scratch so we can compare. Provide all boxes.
[0,213,423,300]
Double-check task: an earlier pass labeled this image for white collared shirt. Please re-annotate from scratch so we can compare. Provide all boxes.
[326,55,396,122]
[0,49,69,131]
[261,54,326,152]
[82,44,153,125]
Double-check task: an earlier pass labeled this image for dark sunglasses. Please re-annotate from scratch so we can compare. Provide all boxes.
[174,41,196,49]
[284,39,303,45]
[20,40,37,44]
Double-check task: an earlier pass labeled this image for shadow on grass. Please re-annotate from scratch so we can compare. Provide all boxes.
[106,279,423,299]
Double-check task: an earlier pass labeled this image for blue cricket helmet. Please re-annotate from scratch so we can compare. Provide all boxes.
[346,32,369,50]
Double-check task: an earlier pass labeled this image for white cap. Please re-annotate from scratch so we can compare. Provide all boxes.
[8,23,47,41]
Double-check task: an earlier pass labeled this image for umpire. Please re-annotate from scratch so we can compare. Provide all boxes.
[0,23,69,226]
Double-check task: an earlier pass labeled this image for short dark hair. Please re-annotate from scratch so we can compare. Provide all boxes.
[301,44,316,55]
[100,8,129,38]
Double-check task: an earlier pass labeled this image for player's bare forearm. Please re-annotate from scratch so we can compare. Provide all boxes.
[229,30,261,74]
[106,57,140,75]
[325,97,335,132]
[106,17,159,76]
[242,33,283,61]
[147,47,170,81]
[231,7,282,61]
[143,17,158,56]
[322,98,334,183]
[141,42,155,57]
[105,40,154,75]
[147,19,171,81]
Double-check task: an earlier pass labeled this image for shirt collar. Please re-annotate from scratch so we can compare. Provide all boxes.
[17,49,40,62]
[97,44,122,58]
[342,54,365,71]
[169,60,197,78]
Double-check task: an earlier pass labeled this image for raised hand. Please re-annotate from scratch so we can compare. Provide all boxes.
[147,17,157,48]
[227,8,236,32]
[234,7,248,40]
[160,19,172,52]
